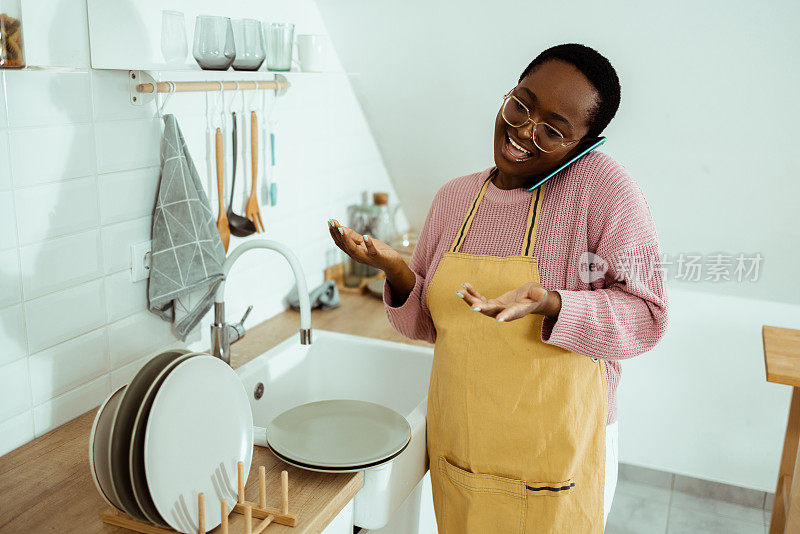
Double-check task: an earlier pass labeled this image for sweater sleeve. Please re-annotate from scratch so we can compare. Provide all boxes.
[540,167,669,360]
[382,192,440,344]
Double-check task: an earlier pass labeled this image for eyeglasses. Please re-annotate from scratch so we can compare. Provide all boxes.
[501,89,579,153]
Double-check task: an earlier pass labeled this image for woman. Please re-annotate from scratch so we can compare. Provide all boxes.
[328,43,668,533]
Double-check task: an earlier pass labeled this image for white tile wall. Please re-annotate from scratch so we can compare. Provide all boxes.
[0,358,31,421]
[0,248,22,308]
[0,191,17,249]
[100,216,151,273]
[20,230,103,299]
[107,311,175,369]
[4,70,93,127]
[98,167,159,225]
[15,177,99,244]
[0,6,401,457]
[24,279,106,353]
[0,305,26,366]
[9,124,97,187]
[0,410,34,456]
[28,328,109,404]
[0,131,11,189]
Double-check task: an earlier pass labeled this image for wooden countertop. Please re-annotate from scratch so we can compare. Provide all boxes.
[0,292,431,534]
[764,325,800,386]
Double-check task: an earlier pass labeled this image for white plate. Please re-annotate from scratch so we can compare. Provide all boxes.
[130,352,200,528]
[266,400,410,469]
[109,349,191,522]
[144,355,253,534]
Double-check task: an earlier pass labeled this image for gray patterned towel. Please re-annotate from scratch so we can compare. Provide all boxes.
[148,114,226,340]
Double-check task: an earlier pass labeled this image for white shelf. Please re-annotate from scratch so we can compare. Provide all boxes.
[120,65,346,79]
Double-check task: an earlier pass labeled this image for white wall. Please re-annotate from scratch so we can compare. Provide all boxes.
[316,0,800,305]
[619,286,800,492]
[0,0,397,455]
[316,0,800,491]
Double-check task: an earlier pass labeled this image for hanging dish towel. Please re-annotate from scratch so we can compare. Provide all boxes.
[148,114,226,340]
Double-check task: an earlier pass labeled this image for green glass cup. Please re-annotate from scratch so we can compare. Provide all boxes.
[265,22,294,71]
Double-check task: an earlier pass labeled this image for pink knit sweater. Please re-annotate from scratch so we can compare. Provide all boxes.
[382,151,669,426]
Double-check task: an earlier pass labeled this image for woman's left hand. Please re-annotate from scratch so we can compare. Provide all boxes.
[457,282,562,322]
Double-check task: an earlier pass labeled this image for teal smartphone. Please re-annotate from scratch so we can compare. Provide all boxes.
[525,137,607,191]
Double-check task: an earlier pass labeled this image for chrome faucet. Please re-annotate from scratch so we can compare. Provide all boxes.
[211,239,312,365]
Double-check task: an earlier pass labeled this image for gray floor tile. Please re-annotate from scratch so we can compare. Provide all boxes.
[673,474,765,508]
[667,506,765,534]
[671,490,765,525]
[764,508,776,531]
[616,477,673,504]
[619,462,674,489]
[605,491,670,534]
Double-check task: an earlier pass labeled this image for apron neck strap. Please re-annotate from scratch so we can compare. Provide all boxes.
[449,167,545,257]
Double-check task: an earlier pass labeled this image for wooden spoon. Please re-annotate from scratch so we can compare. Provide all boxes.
[215,127,230,252]
[246,111,265,232]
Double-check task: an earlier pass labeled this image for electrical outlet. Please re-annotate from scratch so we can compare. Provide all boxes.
[131,241,152,282]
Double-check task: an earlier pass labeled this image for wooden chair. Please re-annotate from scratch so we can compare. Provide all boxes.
[764,325,800,533]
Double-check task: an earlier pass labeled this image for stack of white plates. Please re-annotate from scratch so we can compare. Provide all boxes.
[89,351,253,534]
[264,399,412,473]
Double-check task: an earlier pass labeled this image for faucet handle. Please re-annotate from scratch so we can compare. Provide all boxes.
[239,305,253,325]
[228,305,253,346]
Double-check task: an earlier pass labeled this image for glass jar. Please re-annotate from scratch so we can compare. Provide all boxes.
[345,201,380,285]
[0,0,25,68]
[371,192,400,243]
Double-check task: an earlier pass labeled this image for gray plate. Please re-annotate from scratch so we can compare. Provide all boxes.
[129,352,200,527]
[108,349,190,522]
[266,400,411,469]
[268,438,409,473]
[89,385,127,509]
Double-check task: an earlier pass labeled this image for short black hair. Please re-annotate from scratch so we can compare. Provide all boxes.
[518,43,621,138]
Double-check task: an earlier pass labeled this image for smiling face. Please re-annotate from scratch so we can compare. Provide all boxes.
[493,59,600,189]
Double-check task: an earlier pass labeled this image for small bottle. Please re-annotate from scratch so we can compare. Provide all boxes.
[372,192,399,243]
[0,0,25,68]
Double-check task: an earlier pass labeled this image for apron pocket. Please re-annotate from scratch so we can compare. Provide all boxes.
[526,477,576,495]
[524,476,578,531]
[438,456,527,534]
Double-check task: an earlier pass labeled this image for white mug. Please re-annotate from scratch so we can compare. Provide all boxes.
[296,34,327,72]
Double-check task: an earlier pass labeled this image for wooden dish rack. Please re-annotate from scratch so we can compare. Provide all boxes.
[101,461,298,534]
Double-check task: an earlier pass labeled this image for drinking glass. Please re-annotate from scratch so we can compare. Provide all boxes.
[231,18,265,71]
[296,34,327,72]
[265,22,294,71]
[192,15,235,70]
[160,10,187,65]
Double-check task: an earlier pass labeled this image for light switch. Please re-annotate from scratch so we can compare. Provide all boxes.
[131,240,152,282]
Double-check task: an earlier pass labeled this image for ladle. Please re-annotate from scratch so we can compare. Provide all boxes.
[227,111,257,237]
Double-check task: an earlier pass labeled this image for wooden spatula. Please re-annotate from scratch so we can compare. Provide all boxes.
[246,111,265,232]
[215,127,230,252]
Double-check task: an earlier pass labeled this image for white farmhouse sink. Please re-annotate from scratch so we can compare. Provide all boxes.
[236,330,434,530]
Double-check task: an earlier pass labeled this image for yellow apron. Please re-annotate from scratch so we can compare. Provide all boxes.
[425,169,608,533]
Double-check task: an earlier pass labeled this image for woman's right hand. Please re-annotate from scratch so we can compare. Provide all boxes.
[327,218,418,305]
[327,219,402,273]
